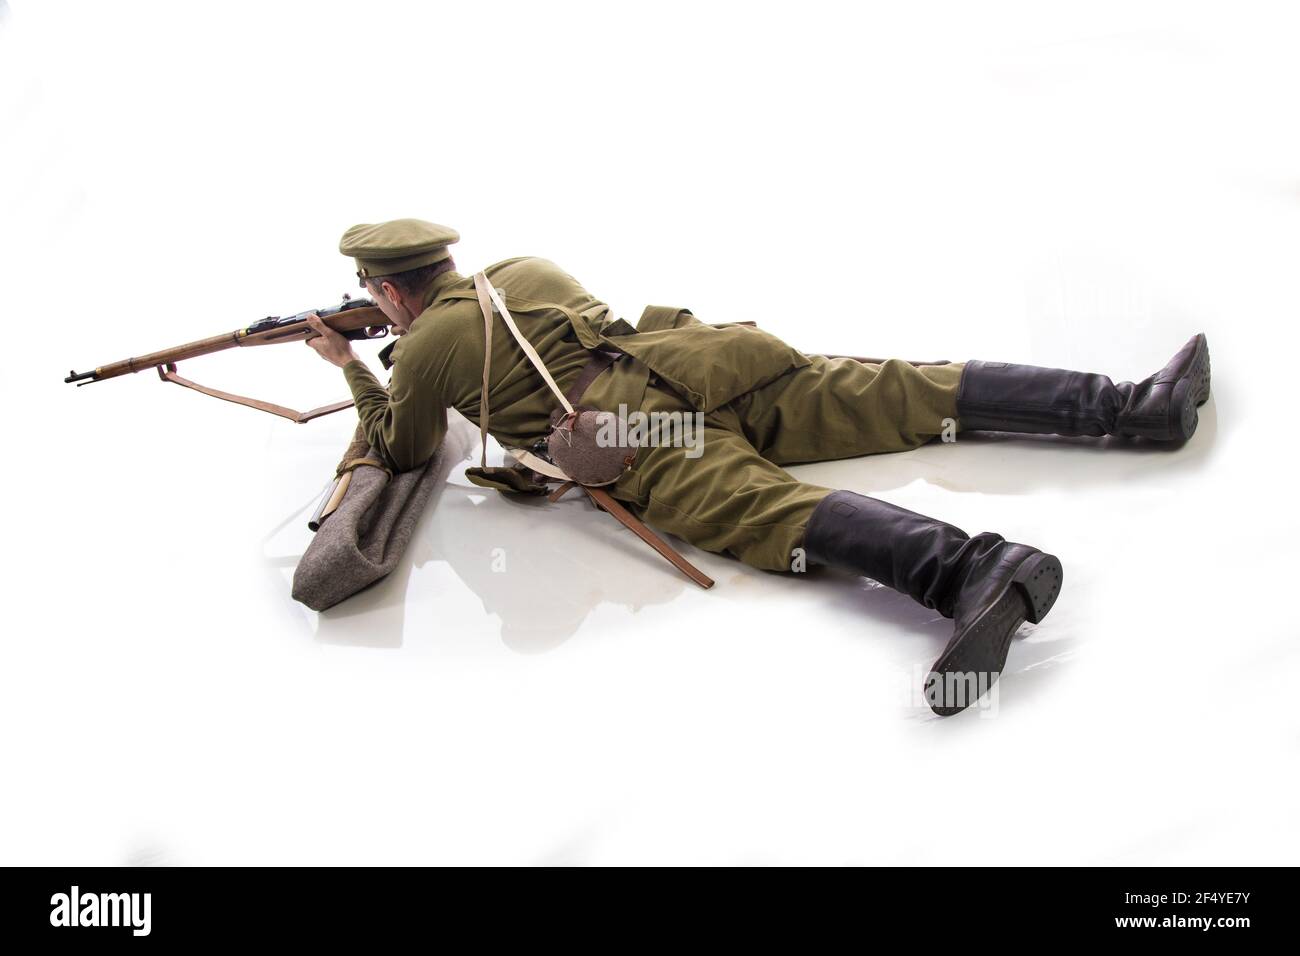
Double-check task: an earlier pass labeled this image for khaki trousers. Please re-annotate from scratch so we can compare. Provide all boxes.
[608,357,964,570]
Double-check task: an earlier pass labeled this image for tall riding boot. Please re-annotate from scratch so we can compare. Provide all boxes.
[956,333,1211,442]
[803,490,1063,716]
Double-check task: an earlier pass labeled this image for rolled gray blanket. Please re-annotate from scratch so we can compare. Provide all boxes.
[292,423,441,611]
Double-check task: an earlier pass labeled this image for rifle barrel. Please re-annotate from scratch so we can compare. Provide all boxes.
[66,331,244,384]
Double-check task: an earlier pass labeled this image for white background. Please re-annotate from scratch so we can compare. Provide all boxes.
[2,1,1298,865]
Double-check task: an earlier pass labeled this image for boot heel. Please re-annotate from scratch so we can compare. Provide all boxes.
[1012,552,1063,624]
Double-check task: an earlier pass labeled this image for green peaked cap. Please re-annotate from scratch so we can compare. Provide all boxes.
[339,218,460,278]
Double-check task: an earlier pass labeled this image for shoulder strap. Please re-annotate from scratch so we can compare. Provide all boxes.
[472,271,578,468]
[475,272,574,411]
[469,274,713,591]
[473,276,495,469]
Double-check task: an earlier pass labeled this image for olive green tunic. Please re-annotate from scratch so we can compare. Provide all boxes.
[344,256,962,571]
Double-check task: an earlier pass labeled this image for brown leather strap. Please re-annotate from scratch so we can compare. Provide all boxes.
[550,349,620,426]
[340,456,389,477]
[583,486,715,589]
[566,349,619,404]
[157,363,355,423]
[548,480,578,503]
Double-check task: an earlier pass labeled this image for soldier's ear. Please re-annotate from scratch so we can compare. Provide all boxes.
[379,280,402,309]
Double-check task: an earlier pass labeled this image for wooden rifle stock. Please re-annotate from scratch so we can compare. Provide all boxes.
[64,296,390,385]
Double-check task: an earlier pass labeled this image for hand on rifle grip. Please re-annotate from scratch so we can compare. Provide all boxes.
[304,313,360,369]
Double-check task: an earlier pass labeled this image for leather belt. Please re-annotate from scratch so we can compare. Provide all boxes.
[569,348,620,402]
[552,349,620,425]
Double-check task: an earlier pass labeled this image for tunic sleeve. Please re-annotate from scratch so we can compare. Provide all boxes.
[342,357,447,473]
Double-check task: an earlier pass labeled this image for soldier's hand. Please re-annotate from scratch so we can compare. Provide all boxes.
[304,313,360,368]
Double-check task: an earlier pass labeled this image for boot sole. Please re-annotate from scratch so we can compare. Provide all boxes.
[1169,333,1211,442]
[924,552,1063,716]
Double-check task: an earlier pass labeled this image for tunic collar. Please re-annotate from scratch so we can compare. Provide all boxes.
[420,269,464,313]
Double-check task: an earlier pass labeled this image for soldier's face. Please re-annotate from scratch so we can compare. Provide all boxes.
[365,279,410,335]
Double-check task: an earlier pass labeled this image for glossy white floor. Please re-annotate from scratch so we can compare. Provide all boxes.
[4,2,1298,865]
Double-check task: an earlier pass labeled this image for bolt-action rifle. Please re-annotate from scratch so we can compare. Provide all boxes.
[63,295,390,423]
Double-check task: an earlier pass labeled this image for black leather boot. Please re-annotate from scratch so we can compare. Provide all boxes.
[803,490,1062,716]
[956,333,1211,442]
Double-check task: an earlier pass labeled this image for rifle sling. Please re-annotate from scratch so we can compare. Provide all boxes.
[157,362,355,423]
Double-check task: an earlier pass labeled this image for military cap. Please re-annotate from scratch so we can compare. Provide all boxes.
[339,218,460,278]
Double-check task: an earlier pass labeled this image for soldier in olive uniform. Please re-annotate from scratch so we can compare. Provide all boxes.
[304,219,1212,715]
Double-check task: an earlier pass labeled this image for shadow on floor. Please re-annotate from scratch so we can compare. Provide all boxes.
[278,399,1214,668]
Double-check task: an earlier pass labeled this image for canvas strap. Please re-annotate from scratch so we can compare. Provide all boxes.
[472,270,612,467]
[473,275,495,469]
[472,270,604,477]
[471,270,713,590]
